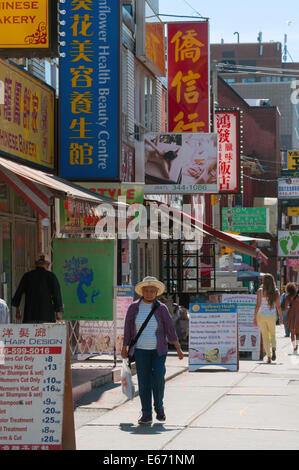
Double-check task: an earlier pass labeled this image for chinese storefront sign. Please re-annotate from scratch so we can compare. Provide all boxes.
[216,111,240,193]
[53,238,115,321]
[222,207,269,233]
[0,59,54,169]
[0,0,58,58]
[222,294,260,360]
[189,303,238,372]
[167,21,210,133]
[144,132,218,194]
[0,324,67,450]
[59,0,120,179]
[288,150,299,172]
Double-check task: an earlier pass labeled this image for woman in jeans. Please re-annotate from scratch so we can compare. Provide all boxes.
[122,276,184,425]
[254,274,283,363]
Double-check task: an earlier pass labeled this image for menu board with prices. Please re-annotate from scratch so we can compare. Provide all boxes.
[0,324,67,450]
[189,303,238,372]
[222,294,260,360]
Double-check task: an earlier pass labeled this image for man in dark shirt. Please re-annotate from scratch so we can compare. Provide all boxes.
[12,255,63,323]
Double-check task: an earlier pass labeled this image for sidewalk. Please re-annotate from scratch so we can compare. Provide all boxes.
[73,326,299,450]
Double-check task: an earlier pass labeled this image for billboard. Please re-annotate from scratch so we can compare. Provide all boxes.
[0,0,58,58]
[216,111,240,193]
[59,0,121,180]
[278,178,299,198]
[167,21,210,133]
[0,58,55,169]
[144,132,218,194]
[288,150,299,171]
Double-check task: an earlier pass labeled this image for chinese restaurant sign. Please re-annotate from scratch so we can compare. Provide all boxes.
[59,0,121,180]
[216,111,240,193]
[0,0,58,58]
[53,238,115,321]
[144,132,218,194]
[0,59,54,169]
[0,324,67,450]
[167,21,210,133]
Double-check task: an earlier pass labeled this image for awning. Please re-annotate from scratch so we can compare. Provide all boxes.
[0,157,119,219]
[152,203,269,264]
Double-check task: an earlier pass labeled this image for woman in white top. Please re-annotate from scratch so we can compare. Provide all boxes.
[254,274,283,363]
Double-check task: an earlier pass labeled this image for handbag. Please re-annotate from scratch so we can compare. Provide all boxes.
[128,300,159,366]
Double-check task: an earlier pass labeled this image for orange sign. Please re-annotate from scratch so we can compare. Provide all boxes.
[145,22,165,76]
[167,21,210,133]
[0,1,49,48]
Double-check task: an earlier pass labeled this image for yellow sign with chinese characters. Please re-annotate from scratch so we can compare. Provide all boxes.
[288,207,299,216]
[0,59,54,169]
[0,1,49,48]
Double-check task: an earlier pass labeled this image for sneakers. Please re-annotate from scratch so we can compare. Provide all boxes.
[138,414,152,425]
[155,407,166,422]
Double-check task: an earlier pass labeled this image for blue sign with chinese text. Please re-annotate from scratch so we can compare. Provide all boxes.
[59,0,120,180]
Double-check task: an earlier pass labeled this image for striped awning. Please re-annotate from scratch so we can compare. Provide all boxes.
[0,157,118,219]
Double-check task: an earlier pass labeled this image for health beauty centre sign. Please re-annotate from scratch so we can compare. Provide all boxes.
[59,0,121,180]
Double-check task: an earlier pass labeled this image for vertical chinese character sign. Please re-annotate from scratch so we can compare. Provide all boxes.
[216,111,240,193]
[167,21,210,133]
[59,0,121,179]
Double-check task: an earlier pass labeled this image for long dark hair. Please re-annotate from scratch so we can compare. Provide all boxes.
[262,274,279,309]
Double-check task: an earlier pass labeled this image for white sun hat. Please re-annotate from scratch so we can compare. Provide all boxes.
[135,276,165,297]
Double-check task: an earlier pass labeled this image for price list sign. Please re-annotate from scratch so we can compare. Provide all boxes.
[0,324,67,450]
[189,303,238,372]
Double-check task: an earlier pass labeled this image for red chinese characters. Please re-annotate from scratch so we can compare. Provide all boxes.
[167,22,210,133]
[216,111,239,193]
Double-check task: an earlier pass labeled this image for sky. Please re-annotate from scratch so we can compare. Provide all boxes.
[158,0,299,62]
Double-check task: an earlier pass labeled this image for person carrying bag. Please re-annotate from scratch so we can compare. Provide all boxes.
[121,276,184,425]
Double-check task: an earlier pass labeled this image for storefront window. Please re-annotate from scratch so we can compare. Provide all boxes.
[0,183,10,212]
[14,192,35,218]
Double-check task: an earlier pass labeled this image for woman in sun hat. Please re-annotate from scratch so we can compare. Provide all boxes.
[122,276,184,425]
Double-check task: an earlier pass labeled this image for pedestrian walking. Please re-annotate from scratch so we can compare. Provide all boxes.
[0,297,10,323]
[281,289,290,337]
[12,254,63,324]
[121,276,184,425]
[254,273,283,363]
[282,282,299,354]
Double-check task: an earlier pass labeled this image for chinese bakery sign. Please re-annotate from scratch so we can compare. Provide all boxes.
[167,21,210,133]
[59,0,121,179]
[216,111,240,193]
[0,0,58,58]
[0,58,54,169]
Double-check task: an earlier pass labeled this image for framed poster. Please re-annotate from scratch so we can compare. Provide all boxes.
[53,238,115,321]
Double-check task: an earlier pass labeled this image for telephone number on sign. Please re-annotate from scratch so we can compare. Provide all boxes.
[0,347,62,355]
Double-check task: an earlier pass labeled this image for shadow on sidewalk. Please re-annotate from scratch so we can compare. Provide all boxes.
[119,422,181,435]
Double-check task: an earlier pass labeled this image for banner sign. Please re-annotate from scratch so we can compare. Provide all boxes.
[216,111,240,193]
[278,231,299,257]
[167,21,210,133]
[278,178,299,198]
[0,0,58,58]
[53,238,115,321]
[222,207,269,233]
[115,286,134,356]
[222,294,260,359]
[59,0,121,180]
[0,59,54,169]
[0,324,67,450]
[189,303,238,372]
[144,132,218,194]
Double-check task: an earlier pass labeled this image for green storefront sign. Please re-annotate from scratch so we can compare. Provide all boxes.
[53,238,115,321]
[222,207,269,233]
